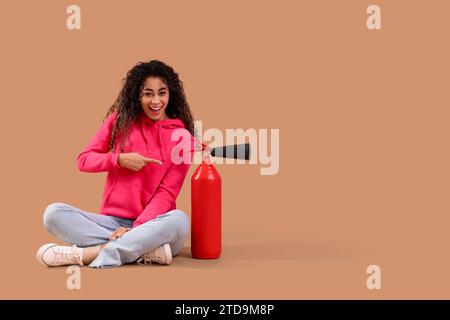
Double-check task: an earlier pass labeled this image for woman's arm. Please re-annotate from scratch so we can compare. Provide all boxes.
[76,111,121,173]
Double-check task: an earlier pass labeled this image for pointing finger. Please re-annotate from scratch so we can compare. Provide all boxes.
[143,157,162,165]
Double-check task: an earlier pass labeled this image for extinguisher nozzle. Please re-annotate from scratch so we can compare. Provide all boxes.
[210,143,251,160]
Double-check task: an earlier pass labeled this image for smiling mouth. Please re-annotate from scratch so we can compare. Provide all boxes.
[149,106,162,112]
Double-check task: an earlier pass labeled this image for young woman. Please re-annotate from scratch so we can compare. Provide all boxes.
[36,60,195,268]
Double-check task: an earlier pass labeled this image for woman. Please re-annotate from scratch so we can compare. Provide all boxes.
[36,60,195,268]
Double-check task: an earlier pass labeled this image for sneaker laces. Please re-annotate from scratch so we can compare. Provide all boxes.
[137,246,167,265]
[136,251,153,265]
[53,245,83,266]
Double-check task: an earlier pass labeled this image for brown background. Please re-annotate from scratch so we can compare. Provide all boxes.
[0,0,449,299]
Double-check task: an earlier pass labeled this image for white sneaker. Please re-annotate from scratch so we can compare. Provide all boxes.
[36,243,84,267]
[137,243,172,265]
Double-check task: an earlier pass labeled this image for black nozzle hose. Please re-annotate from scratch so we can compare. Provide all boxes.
[210,143,251,160]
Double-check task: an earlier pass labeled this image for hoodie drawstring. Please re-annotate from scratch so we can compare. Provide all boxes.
[158,124,166,162]
[139,114,185,163]
[140,117,166,162]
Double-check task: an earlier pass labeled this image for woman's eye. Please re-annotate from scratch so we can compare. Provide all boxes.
[144,93,152,97]
[159,91,166,96]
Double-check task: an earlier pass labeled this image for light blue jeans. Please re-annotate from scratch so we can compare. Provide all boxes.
[42,202,190,268]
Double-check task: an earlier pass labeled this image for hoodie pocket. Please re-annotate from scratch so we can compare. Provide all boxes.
[105,182,152,217]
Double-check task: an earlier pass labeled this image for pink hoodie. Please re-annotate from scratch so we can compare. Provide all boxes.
[76,111,194,228]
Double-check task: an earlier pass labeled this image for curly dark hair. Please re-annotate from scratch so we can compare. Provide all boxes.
[104,60,194,152]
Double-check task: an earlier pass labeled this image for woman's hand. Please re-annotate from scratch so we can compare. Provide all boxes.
[118,152,162,171]
[109,227,131,240]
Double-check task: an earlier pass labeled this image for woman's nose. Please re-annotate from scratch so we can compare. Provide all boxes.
[151,96,161,104]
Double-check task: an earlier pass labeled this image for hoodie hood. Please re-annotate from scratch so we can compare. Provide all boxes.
[140,113,185,129]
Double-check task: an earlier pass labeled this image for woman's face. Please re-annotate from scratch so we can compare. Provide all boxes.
[140,76,169,121]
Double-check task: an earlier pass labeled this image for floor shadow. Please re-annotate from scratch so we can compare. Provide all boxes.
[84,242,362,270]
[177,241,360,262]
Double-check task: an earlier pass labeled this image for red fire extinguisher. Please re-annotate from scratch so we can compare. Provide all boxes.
[191,143,250,259]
